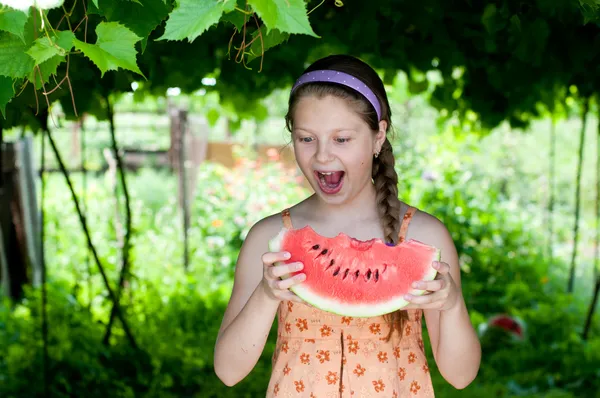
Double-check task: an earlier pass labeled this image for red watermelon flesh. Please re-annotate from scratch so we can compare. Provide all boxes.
[268,225,440,317]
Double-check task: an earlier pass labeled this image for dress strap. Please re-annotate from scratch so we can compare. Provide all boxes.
[398,206,417,243]
[281,208,294,230]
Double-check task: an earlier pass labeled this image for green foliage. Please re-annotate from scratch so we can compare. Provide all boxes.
[0,5,28,40]
[73,22,144,77]
[0,75,13,116]
[157,0,235,43]
[0,154,308,397]
[90,0,170,52]
[0,0,599,133]
[26,30,74,64]
[0,30,35,77]
[248,0,318,37]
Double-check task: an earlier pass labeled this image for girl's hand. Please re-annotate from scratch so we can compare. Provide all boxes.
[404,261,460,311]
[261,251,307,304]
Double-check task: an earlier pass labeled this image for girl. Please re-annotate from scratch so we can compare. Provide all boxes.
[214,54,481,397]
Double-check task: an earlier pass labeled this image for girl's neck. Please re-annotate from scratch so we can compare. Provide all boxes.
[309,182,380,223]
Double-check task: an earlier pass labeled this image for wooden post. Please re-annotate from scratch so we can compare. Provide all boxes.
[169,105,191,269]
[186,114,208,211]
[0,142,28,300]
[16,136,42,287]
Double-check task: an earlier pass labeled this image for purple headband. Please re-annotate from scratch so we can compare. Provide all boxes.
[290,70,382,121]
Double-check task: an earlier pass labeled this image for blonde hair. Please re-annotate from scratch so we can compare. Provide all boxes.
[286,55,408,341]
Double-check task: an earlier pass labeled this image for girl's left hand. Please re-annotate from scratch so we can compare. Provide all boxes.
[404,261,460,311]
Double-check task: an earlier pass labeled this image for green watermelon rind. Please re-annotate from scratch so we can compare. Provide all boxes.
[268,227,441,318]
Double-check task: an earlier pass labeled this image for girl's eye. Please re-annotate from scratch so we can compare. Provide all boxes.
[299,137,313,143]
[335,138,350,143]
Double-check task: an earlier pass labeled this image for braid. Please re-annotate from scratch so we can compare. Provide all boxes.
[372,138,401,244]
[372,137,409,341]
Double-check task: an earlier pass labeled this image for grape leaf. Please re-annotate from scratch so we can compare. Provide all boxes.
[0,75,14,117]
[26,30,74,64]
[157,0,236,42]
[73,22,144,77]
[29,53,65,89]
[248,0,318,37]
[0,32,35,78]
[92,0,99,7]
[247,28,289,63]
[0,6,28,41]
[221,9,246,31]
[94,0,170,52]
[24,29,73,90]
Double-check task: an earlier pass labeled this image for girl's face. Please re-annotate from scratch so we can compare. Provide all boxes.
[291,94,386,206]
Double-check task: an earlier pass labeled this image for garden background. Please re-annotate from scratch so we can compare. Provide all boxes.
[1,1,600,397]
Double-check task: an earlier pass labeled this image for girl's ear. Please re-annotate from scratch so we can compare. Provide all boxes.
[375,120,388,148]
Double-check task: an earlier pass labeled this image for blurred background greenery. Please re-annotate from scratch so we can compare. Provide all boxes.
[2,70,600,397]
[2,1,600,397]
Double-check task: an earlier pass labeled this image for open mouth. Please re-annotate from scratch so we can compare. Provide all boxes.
[314,170,345,194]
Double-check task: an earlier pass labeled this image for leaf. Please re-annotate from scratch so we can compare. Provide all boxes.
[0,32,35,78]
[481,4,497,34]
[408,78,428,95]
[0,6,28,41]
[247,0,318,37]
[157,0,236,42]
[94,0,170,52]
[92,0,99,7]
[247,28,289,63]
[29,53,65,89]
[221,9,246,31]
[509,15,521,32]
[0,75,14,117]
[26,30,74,64]
[73,22,144,77]
[207,108,219,126]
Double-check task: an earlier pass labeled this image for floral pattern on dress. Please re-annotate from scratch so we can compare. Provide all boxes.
[266,206,435,397]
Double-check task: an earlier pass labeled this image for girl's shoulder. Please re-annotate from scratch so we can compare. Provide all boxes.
[244,202,306,247]
[403,204,455,251]
[245,210,289,244]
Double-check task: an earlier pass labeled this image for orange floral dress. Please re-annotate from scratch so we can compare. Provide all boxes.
[266,206,435,397]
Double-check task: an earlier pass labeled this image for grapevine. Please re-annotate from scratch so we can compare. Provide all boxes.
[0,0,597,131]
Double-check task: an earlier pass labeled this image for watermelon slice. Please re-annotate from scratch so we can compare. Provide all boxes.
[268,225,441,318]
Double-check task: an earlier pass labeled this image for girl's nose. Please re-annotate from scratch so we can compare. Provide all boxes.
[315,142,334,163]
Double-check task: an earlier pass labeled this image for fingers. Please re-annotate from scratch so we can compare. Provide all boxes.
[271,273,306,291]
[268,261,304,279]
[262,250,308,303]
[403,290,449,309]
[433,261,450,274]
[261,251,291,266]
[412,279,445,292]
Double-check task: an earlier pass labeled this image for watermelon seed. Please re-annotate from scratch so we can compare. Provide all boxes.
[312,244,320,250]
[321,249,328,255]
[333,266,341,276]
[354,270,360,281]
[381,264,388,274]
[365,269,372,281]
[343,268,350,279]
[374,269,379,282]
[326,259,335,270]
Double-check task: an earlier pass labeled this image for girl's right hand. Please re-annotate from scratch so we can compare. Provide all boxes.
[261,251,306,303]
